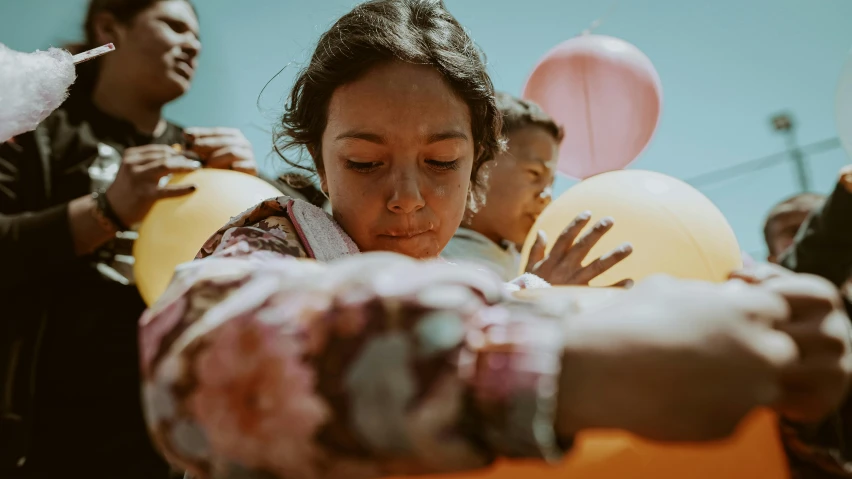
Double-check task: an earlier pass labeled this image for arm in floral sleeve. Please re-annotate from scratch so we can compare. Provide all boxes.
[140,214,571,479]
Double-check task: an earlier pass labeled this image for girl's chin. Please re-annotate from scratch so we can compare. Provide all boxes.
[367,233,443,260]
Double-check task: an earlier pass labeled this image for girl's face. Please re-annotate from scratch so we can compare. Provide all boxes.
[318,61,475,259]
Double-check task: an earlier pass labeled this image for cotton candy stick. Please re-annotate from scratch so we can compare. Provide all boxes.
[72,43,115,65]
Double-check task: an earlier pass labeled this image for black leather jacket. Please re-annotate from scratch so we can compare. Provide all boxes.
[0,99,182,478]
[779,183,852,478]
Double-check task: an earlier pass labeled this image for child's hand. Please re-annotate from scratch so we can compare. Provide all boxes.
[525,211,633,287]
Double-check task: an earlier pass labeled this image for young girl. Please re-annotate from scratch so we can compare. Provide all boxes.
[140,1,852,478]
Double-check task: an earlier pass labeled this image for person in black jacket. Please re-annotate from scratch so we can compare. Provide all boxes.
[781,166,852,286]
[773,166,852,477]
[0,1,256,477]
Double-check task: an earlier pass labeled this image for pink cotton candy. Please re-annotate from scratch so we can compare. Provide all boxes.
[0,43,76,143]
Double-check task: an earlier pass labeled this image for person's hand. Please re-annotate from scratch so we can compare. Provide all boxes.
[526,211,633,286]
[556,275,798,442]
[732,264,852,425]
[840,164,852,193]
[185,127,257,175]
[105,145,201,226]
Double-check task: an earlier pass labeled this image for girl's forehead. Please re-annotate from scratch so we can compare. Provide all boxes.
[324,63,472,140]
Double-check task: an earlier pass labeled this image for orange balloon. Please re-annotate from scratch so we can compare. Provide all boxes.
[133,169,283,305]
[389,410,786,479]
[389,286,789,479]
[620,410,787,477]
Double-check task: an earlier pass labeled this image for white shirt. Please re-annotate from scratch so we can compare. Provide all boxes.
[441,227,521,282]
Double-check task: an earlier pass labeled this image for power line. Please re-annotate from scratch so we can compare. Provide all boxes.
[685,137,842,188]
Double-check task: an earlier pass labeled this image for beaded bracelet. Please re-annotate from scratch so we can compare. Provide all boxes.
[91,191,129,232]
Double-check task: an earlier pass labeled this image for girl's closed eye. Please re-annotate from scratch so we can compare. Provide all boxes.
[426,159,460,171]
[345,159,383,173]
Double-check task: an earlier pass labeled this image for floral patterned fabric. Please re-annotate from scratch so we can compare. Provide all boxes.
[140,197,571,479]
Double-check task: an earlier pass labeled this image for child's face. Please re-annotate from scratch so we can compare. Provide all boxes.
[469,125,558,245]
[318,61,475,259]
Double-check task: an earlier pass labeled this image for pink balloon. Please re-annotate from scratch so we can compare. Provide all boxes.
[522,34,662,179]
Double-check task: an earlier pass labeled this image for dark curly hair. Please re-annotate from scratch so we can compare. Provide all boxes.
[273,0,503,199]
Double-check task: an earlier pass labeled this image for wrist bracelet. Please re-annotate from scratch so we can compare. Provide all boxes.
[92,191,129,231]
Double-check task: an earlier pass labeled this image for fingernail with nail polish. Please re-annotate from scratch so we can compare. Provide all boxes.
[599,216,614,227]
[619,242,633,253]
[578,210,592,220]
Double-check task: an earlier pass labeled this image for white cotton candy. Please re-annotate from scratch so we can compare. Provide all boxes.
[0,43,76,143]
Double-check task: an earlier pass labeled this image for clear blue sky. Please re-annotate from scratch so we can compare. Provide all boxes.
[3,0,851,257]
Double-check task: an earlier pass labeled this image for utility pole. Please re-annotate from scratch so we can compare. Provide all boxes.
[770,112,811,193]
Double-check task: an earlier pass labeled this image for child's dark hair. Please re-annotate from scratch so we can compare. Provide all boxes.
[66,0,196,100]
[495,91,564,142]
[274,0,503,196]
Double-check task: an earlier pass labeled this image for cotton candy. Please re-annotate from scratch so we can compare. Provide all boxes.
[0,43,76,143]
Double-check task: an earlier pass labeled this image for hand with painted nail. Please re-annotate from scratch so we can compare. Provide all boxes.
[185,127,257,175]
[525,211,633,287]
[105,144,201,226]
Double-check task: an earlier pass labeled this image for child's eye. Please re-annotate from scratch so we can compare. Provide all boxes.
[426,159,460,171]
[345,160,382,173]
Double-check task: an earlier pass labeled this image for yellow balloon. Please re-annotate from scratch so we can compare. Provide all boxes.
[520,169,742,283]
[134,169,283,305]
